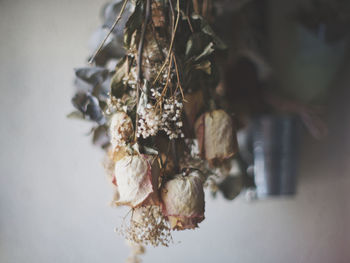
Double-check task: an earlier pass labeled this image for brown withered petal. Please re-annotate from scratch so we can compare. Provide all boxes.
[161,172,205,230]
[195,109,238,166]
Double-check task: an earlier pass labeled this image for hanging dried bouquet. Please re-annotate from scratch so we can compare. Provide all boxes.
[70,0,244,261]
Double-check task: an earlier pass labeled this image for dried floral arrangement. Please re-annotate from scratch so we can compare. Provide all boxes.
[69,0,247,258]
[69,0,334,261]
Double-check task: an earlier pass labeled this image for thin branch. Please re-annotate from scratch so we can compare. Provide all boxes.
[88,0,129,64]
[172,53,185,100]
[186,1,194,33]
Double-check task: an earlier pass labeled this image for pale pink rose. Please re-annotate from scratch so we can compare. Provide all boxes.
[195,109,238,166]
[161,172,205,230]
[114,154,160,208]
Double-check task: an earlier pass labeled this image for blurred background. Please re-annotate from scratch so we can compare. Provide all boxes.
[0,0,349,262]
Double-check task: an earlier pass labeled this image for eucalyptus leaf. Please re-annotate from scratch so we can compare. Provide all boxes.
[74,77,94,93]
[72,92,106,125]
[75,67,109,86]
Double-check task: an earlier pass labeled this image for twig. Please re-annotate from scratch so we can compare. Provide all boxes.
[186,1,194,33]
[88,0,129,64]
[161,53,173,97]
[172,53,185,100]
[134,0,151,141]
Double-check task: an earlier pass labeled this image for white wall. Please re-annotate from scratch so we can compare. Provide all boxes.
[0,0,349,263]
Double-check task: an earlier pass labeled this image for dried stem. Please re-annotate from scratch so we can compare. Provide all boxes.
[152,0,180,86]
[88,0,129,64]
[134,0,152,142]
[172,53,185,100]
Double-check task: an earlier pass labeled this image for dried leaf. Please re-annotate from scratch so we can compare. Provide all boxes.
[92,125,110,148]
[72,92,106,125]
[75,67,109,86]
[124,1,143,50]
[67,110,84,120]
[193,60,211,74]
[111,57,128,98]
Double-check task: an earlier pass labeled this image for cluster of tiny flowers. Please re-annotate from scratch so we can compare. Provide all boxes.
[106,96,122,114]
[150,87,161,99]
[116,206,172,247]
[161,97,184,139]
[136,104,160,139]
[160,68,175,86]
[123,66,138,89]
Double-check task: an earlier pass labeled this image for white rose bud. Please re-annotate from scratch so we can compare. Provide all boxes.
[195,109,238,166]
[114,154,160,208]
[109,112,133,149]
[161,172,205,230]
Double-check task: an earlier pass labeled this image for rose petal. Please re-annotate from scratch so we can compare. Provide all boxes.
[114,154,159,207]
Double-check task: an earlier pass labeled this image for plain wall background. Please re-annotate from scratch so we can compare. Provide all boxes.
[0,0,349,262]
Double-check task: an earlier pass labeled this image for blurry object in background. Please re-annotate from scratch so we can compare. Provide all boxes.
[295,0,350,44]
[251,114,301,197]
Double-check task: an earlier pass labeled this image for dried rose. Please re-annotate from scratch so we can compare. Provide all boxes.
[113,154,160,208]
[109,112,133,149]
[161,172,205,230]
[195,109,238,166]
[183,90,204,132]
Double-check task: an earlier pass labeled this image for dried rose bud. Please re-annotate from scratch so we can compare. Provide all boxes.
[183,90,204,131]
[109,112,133,149]
[114,154,160,208]
[161,172,205,230]
[195,109,238,166]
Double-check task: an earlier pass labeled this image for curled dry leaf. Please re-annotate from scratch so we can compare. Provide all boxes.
[114,154,160,208]
[195,109,238,166]
[161,172,205,230]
